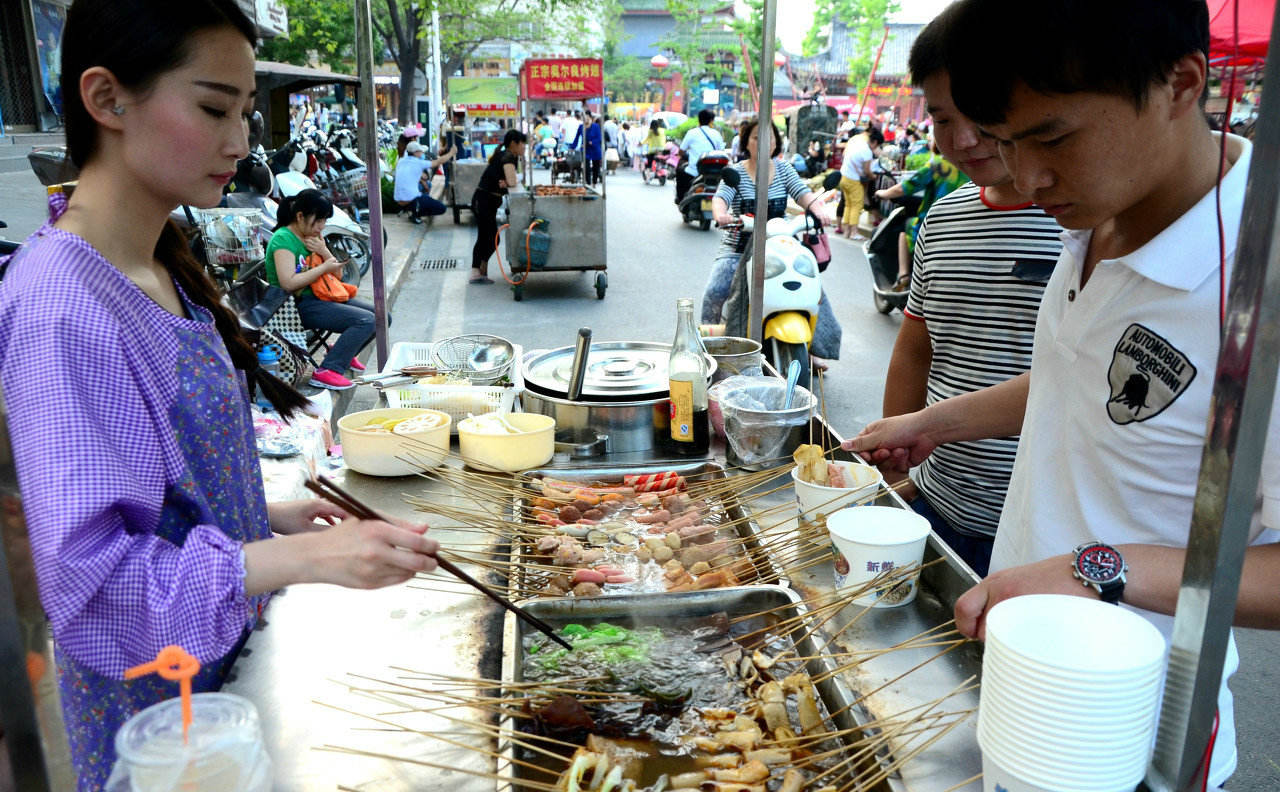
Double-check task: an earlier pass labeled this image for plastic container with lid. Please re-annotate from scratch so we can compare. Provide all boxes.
[255,346,281,410]
[107,692,271,792]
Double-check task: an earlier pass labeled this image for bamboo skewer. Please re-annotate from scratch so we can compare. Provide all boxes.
[314,744,560,791]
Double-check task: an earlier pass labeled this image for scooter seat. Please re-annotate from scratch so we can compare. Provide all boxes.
[782,281,802,292]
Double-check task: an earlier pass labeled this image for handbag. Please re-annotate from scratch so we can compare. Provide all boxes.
[801,208,832,273]
[306,252,358,302]
[245,285,291,329]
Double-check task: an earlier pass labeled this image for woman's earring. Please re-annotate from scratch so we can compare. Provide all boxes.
[111,105,125,116]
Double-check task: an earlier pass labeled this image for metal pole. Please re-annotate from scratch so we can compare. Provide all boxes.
[354,0,388,370]
[431,5,445,141]
[855,27,890,128]
[1144,5,1280,789]
[748,0,778,345]
[0,386,58,791]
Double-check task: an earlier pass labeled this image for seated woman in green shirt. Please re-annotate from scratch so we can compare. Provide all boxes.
[265,189,384,390]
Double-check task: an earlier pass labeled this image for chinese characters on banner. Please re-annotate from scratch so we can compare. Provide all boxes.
[522,58,604,99]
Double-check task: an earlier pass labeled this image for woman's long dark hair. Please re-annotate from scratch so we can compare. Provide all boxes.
[62,0,309,419]
[488,129,528,164]
[273,189,334,232]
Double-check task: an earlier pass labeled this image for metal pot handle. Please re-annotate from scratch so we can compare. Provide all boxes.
[566,327,592,401]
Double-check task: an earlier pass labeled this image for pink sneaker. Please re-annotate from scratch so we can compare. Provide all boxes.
[350,357,366,372]
[309,368,355,390]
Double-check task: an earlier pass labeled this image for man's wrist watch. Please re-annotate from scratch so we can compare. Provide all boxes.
[1071,542,1127,604]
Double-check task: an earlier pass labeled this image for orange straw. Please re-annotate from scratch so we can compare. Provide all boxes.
[125,645,201,744]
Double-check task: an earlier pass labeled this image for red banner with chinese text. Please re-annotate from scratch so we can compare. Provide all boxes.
[521,58,604,100]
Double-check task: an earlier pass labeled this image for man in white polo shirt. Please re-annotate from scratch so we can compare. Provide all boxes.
[844,1,1280,787]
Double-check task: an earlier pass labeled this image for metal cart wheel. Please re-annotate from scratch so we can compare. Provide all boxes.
[595,271,607,300]
[513,284,524,301]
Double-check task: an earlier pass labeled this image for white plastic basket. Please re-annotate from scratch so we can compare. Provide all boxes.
[381,341,523,431]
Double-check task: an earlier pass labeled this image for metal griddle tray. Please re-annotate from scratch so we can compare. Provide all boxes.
[509,461,788,599]
[498,586,896,792]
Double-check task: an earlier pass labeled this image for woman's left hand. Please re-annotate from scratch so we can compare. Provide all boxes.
[268,498,349,535]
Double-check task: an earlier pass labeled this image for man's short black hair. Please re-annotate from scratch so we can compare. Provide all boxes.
[946,0,1210,125]
[908,1,961,87]
[698,108,715,126]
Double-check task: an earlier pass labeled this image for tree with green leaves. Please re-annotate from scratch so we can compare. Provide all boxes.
[802,0,898,90]
[728,0,778,85]
[658,0,738,84]
[257,0,356,72]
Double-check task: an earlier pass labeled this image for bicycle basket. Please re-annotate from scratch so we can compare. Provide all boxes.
[195,208,265,268]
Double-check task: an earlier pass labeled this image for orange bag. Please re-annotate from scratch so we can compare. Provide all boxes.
[306,253,358,302]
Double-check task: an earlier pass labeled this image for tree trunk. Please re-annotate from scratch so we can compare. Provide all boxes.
[397,37,420,124]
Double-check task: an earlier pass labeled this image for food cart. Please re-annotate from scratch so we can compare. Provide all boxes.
[445,77,519,224]
[502,58,609,301]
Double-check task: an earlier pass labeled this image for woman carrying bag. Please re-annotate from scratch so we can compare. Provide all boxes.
[265,189,382,390]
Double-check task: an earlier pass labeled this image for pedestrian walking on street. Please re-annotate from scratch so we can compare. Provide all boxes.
[470,129,527,284]
[0,1,440,788]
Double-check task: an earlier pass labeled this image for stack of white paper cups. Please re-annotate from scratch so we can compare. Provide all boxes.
[977,595,1167,792]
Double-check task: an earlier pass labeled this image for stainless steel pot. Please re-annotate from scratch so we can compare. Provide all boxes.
[523,389,668,454]
[521,342,716,454]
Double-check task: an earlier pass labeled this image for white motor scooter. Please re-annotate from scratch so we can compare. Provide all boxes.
[718,171,824,389]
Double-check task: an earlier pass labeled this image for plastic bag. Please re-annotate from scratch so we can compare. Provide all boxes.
[716,376,814,467]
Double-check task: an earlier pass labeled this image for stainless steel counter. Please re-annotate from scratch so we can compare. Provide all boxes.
[223,465,506,792]
[226,420,983,791]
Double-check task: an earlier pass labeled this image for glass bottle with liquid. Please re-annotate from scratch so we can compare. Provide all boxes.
[667,297,711,455]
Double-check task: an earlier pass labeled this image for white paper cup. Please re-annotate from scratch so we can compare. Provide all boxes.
[979,731,1147,792]
[826,505,931,607]
[972,655,1167,716]
[981,744,1142,792]
[986,595,1167,675]
[984,635,1166,688]
[790,462,884,521]
[978,690,1158,750]
[982,750,1056,792]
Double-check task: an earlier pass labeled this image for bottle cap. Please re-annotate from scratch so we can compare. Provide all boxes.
[257,345,280,364]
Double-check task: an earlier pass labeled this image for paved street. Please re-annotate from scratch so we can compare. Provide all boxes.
[0,158,1275,789]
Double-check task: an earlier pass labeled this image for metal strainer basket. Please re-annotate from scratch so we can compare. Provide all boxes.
[431,334,515,384]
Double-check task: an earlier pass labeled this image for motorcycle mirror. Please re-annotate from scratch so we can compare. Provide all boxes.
[721,168,740,189]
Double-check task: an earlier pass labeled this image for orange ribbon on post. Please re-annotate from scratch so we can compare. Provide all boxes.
[124,645,201,744]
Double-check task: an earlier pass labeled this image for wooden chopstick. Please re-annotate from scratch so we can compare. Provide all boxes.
[304,475,573,651]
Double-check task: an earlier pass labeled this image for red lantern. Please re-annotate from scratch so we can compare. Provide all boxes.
[650,54,669,69]
[774,53,787,67]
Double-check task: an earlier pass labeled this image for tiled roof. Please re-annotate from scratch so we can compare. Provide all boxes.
[780,21,922,80]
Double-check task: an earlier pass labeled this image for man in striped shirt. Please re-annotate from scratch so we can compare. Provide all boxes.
[877,7,1063,575]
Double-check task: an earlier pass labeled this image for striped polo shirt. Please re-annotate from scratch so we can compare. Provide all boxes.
[905,182,1064,536]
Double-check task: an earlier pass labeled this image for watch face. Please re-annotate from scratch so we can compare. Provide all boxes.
[1076,545,1123,583]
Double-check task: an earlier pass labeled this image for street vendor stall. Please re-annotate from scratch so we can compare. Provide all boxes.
[445,78,520,225]
[502,58,609,301]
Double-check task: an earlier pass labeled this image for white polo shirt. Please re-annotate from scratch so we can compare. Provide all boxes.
[992,134,1280,787]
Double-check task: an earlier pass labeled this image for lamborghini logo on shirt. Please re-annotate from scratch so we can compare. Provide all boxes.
[1107,323,1196,424]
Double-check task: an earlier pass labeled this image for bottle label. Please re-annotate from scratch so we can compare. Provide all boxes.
[669,379,693,442]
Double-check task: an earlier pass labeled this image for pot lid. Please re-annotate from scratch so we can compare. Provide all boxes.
[523,341,714,400]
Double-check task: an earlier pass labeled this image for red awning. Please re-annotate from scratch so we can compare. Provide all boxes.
[1208,0,1272,66]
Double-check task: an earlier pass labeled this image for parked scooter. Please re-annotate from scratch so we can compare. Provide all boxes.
[678,149,731,230]
[863,191,922,314]
[719,168,824,389]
